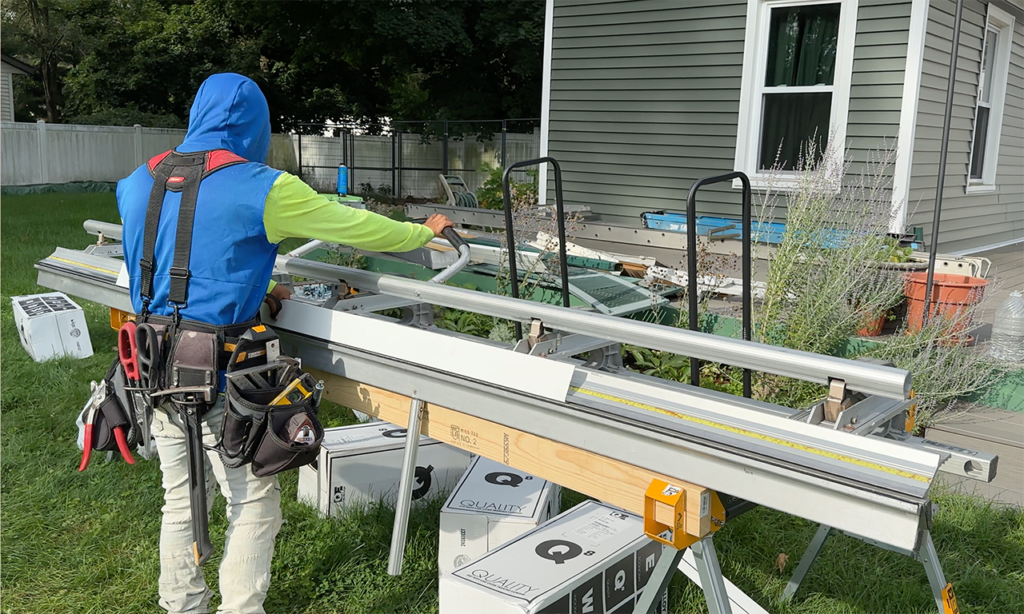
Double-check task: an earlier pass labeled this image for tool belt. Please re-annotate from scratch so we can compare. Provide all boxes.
[133,315,326,477]
[215,324,325,477]
[145,314,255,390]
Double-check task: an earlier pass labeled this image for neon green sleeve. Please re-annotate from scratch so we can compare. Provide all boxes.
[263,172,435,251]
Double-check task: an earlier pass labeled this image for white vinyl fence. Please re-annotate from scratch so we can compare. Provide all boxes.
[1,121,186,186]
[1,120,540,199]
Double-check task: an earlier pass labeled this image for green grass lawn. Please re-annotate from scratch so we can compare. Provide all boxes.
[2,193,1023,614]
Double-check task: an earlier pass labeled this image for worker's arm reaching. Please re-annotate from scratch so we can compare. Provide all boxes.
[263,172,450,249]
[262,172,453,310]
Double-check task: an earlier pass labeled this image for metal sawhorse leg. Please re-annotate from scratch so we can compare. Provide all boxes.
[634,536,733,614]
[784,525,958,614]
[387,397,425,576]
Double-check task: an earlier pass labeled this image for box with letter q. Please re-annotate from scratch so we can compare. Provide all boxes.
[11,292,93,362]
[439,500,667,614]
[439,456,561,575]
[297,422,472,516]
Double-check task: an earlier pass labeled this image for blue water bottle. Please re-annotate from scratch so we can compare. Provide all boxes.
[337,165,348,196]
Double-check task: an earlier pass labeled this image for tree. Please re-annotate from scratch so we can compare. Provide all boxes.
[221,0,545,131]
[0,0,87,122]
[1,0,545,128]
[61,0,243,126]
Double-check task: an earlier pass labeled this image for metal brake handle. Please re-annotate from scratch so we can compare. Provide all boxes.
[432,227,472,285]
[440,226,467,252]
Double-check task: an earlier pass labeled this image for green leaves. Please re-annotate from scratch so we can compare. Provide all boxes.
[1,0,546,129]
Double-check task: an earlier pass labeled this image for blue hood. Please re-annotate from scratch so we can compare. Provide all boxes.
[178,73,271,163]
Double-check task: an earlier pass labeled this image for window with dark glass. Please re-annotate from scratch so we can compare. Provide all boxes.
[970,27,998,180]
[758,3,841,170]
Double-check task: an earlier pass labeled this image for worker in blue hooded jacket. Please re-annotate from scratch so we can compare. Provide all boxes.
[116,73,452,614]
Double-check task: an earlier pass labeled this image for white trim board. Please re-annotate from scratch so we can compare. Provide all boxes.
[272,300,576,403]
[891,0,931,234]
[538,0,555,205]
[948,235,1024,256]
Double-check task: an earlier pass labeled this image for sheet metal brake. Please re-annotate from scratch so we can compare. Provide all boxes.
[35,219,998,614]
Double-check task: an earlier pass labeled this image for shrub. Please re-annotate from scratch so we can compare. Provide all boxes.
[750,137,1007,421]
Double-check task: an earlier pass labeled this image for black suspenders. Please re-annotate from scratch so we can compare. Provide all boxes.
[138,151,244,319]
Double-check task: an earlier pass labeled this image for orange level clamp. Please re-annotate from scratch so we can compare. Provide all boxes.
[110,307,136,330]
[643,479,724,549]
[905,389,917,434]
[941,583,959,614]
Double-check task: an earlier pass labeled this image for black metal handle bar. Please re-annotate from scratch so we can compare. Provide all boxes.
[440,226,468,252]
[685,171,752,398]
[502,157,571,341]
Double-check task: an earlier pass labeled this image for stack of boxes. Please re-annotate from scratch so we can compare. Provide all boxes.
[297,423,472,516]
[298,425,763,614]
[439,501,667,614]
[438,456,561,574]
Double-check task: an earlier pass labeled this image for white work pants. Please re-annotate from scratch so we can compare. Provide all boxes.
[152,399,282,614]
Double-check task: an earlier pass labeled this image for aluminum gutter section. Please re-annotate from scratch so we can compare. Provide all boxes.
[31,249,995,485]
[271,321,933,553]
[75,220,911,400]
[36,247,936,551]
[84,219,124,240]
[273,254,911,399]
[64,225,911,399]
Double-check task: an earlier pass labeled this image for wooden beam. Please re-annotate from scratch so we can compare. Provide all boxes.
[307,368,723,537]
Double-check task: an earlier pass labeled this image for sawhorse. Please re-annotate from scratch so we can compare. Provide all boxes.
[635,536,733,614]
[383,396,737,613]
[784,524,959,614]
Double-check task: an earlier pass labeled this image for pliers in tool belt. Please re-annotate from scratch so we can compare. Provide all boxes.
[79,380,135,471]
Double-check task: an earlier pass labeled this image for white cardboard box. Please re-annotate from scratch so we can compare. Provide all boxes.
[439,456,561,575]
[297,423,472,516]
[440,500,668,614]
[11,292,93,362]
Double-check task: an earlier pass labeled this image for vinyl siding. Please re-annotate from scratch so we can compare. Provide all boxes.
[908,0,1024,253]
[548,0,745,226]
[547,0,912,227]
[1,73,13,123]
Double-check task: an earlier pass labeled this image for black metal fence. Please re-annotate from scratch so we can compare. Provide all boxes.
[295,119,541,201]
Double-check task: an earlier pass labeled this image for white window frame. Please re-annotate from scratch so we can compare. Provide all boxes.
[734,0,859,191]
[965,4,1015,194]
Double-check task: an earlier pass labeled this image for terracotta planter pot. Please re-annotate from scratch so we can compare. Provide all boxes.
[904,272,987,336]
[857,313,887,337]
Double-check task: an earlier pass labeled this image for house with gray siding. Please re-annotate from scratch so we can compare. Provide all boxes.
[539,0,1023,255]
[1,54,34,123]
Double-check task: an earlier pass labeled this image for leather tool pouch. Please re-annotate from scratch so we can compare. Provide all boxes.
[163,329,219,408]
[94,358,142,450]
[217,326,323,477]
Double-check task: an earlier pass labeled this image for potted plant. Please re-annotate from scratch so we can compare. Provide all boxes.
[856,312,886,337]
[850,238,912,337]
[856,309,895,337]
[876,237,915,267]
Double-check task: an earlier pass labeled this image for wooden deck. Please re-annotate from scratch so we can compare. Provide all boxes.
[926,408,1024,507]
[974,242,1024,336]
